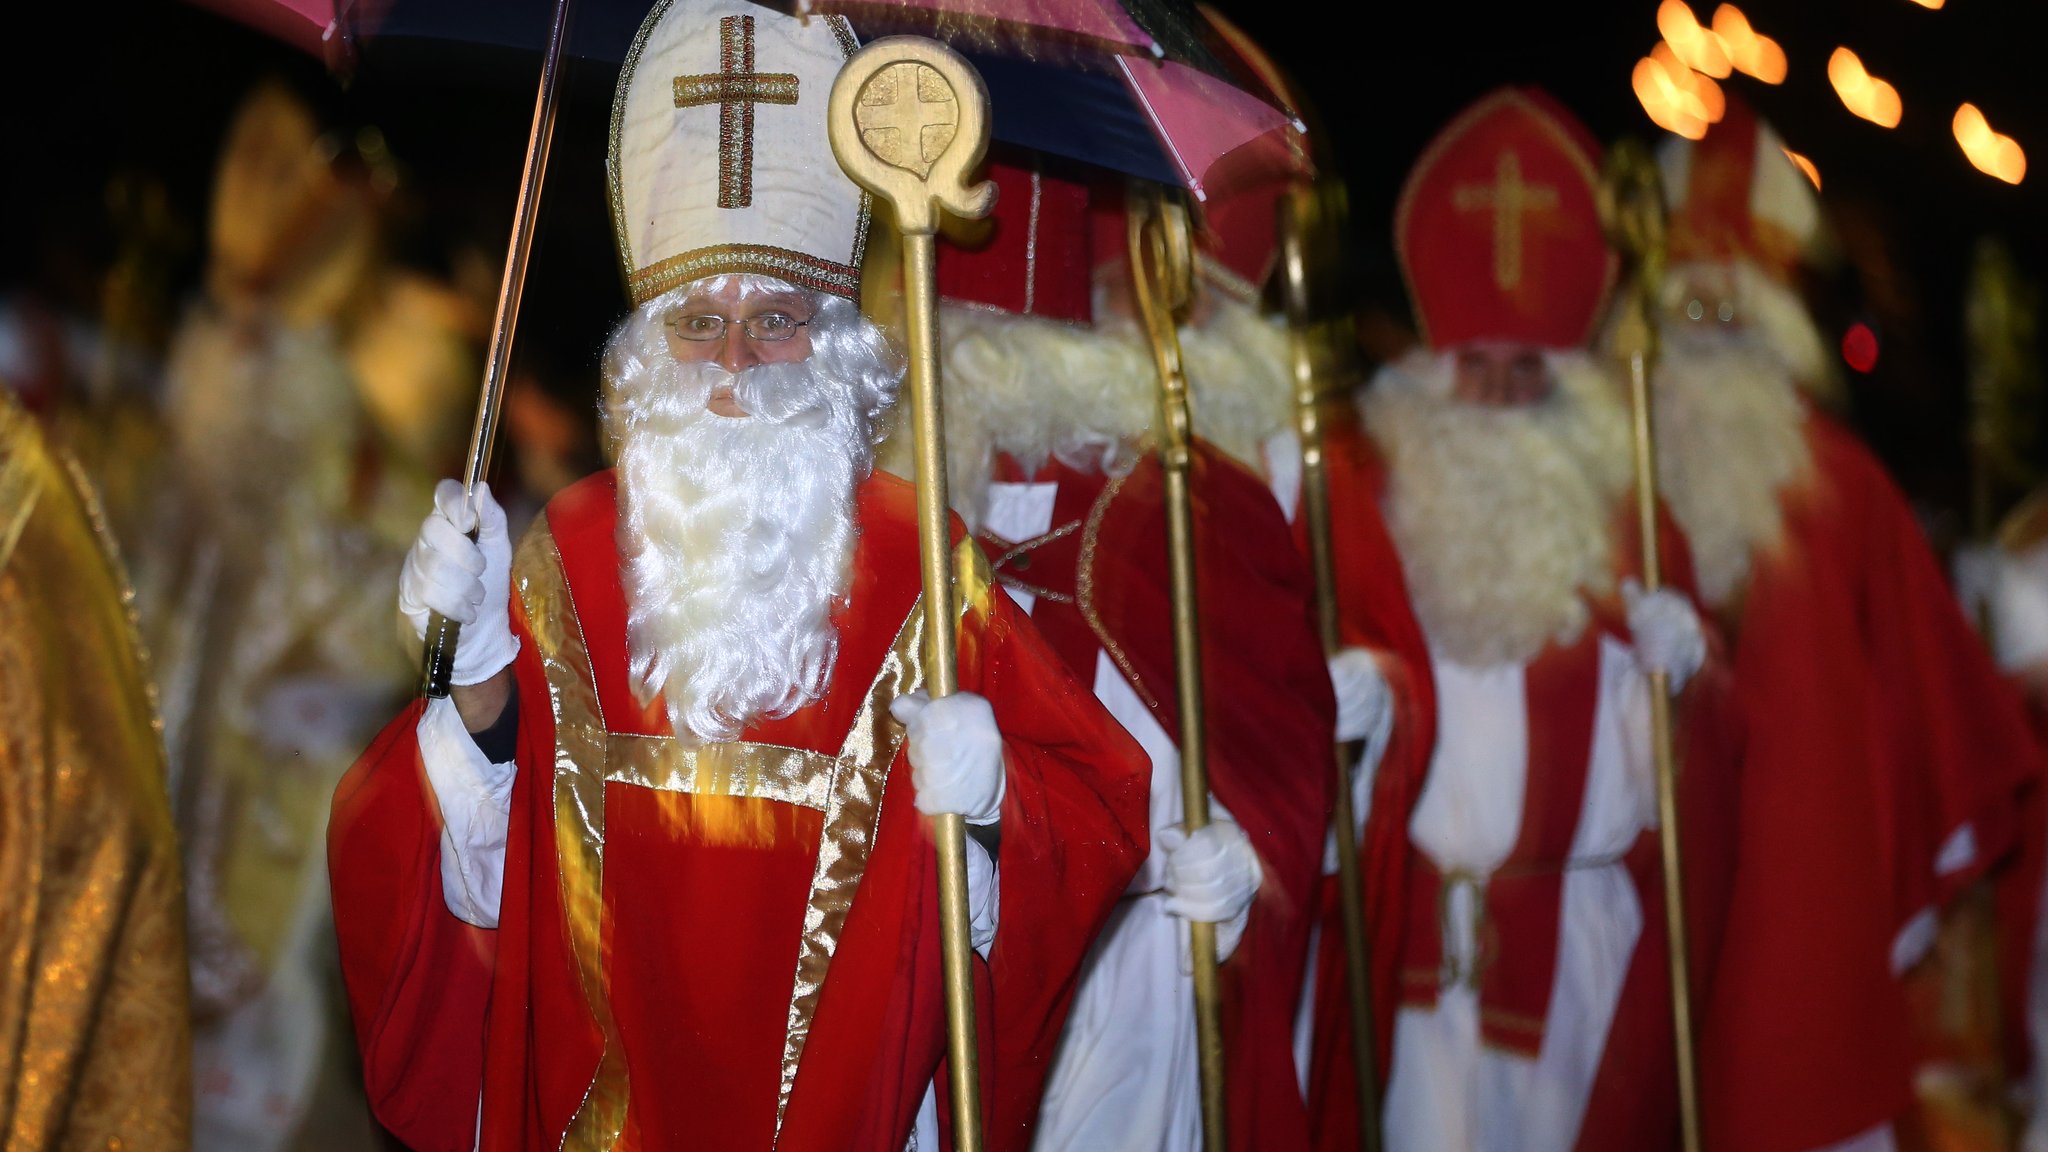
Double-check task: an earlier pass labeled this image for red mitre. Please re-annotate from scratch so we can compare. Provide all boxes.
[1659,94,1818,281]
[1395,87,1615,351]
[936,156,1094,323]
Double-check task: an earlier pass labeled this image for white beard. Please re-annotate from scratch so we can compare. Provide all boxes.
[602,285,898,743]
[1363,349,1632,667]
[928,295,1295,529]
[1653,325,1813,608]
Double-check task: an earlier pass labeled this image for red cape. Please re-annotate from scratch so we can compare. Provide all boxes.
[984,441,1336,1151]
[1700,411,2039,1151]
[1301,408,1740,1152]
[328,470,1150,1152]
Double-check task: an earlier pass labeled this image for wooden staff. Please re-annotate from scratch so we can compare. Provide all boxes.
[1127,185,1230,1150]
[828,39,998,1152]
[419,0,573,698]
[1598,139,1703,1152]
[1279,181,1382,1152]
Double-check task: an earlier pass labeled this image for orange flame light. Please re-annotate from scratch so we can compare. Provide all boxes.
[1710,5,1787,84]
[1906,0,1944,9]
[1954,104,2026,185]
[1635,44,1727,140]
[1828,48,1903,128]
[1781,147,1821,190]
[1658,0,1732,77]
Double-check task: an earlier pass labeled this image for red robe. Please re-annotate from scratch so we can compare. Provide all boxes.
[1700,411,2039,1152]
[982,441,1336,1151]
[328,470,1151,1152]
[1300,410,1739,1152]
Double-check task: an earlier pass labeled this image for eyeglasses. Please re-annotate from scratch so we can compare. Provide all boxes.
[665,311,810,343]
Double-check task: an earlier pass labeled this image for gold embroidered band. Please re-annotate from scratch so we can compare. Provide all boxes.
[627,243,861,305]
[519,525,630,1151]
[522,516,999,1147]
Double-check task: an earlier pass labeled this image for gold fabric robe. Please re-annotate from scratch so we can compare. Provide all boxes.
[0,391,191,1151]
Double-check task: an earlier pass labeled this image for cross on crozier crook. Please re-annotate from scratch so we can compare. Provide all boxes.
[1454,150,1560,291]
[674,14,799,209]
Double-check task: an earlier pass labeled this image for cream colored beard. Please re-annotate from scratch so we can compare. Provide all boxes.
[924,297,1294,528]
[1653,331,1813,608]
[1364,349,1632,667]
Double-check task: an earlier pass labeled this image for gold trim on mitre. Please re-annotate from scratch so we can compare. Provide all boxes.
[608,0,872,305]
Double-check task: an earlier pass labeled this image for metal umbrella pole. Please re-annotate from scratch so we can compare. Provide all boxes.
[1127,185,1230,1151]
[1598,139,1703,1152]
[1279,181,1381,1152]
[828,39,998,1152]
[418,0,573,698]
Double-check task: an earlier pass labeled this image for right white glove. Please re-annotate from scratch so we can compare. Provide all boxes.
[1328,647,1393,745]
[1622,579,1707,693]
[890,690,1008,826]
[1992,542,2048,672]
[399,479,518,686]
[1160,819,1262,968]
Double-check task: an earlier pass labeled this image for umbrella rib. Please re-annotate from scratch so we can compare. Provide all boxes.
[1115,55,1198,197]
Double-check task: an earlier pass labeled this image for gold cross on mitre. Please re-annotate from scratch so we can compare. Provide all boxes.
[1453,150,1559,290]
[674,14,801,209]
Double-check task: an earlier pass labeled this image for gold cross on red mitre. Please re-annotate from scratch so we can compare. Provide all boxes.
[1453,150,1559,291]
[674,14,800,209]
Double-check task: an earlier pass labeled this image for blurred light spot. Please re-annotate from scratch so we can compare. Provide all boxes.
[1828,48,1903,128]
[1654,43,1726,120]
[1782,147,1821,189]
[1658,0,1732,77]
[1710,5,1787,84]
[1842,322,1879,373]
[1906,0,1944,8]
[1634,46,1722,139]
[1953,103,2027,184]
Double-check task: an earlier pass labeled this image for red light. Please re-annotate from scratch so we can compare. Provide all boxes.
[1842,322,1880,373]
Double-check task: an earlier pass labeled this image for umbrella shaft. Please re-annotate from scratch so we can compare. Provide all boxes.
[421,0,573,701]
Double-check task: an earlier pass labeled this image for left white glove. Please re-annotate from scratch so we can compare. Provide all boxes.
[890,690,1006,825]
[398,479,518,686]
[1329,647,1393,745]
[1623,578,1706,692]
[1160,819,1262,967]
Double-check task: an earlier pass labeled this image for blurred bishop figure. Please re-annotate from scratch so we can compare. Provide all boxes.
[326,4,1150,1150]
[1647,98,2038,1152]
[1299,89,1735,1152]
[925,160,1334,1150]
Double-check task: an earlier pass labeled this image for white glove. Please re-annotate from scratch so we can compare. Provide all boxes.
[398,479,518,687]
[890,690,1006,825]
[1991,543,2048,672]
[1328,647,1393,745]
[1160,819,1262,967]
[1622,578,1706,693]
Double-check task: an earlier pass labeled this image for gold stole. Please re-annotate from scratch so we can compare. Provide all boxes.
[514,518,991,1150]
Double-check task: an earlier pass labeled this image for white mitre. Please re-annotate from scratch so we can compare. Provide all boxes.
[609,0,870,304]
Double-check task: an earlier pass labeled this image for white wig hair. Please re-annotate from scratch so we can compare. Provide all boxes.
[928,290,1294,529]
[601,274,904,742]
[1652,263,1817,607]
[1363,347,1633,666]
[1658,258,1840,405]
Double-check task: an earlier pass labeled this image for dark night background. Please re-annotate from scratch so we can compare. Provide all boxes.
[3,0,2044,536]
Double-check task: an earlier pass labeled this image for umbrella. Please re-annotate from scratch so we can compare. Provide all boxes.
[197,0,1296,200]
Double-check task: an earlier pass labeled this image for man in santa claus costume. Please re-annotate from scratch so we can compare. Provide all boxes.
[1648,98,2038,1152]
[1298,88,1729,1152]
[325,6,1151,1149]
[921,159,1334,1150]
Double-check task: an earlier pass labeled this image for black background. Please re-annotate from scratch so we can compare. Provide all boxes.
[3,0,2043,524]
